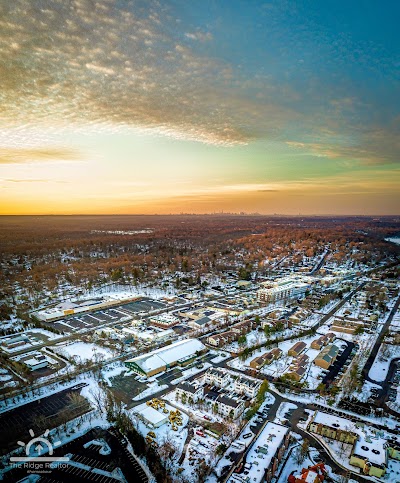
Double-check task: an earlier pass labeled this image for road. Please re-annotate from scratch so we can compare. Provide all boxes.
[309,249,329,275]
[218,382,374,483]
[362,295,400,384]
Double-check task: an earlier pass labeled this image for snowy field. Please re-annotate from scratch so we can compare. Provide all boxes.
[55,341,115,362]
[368,344,400,382]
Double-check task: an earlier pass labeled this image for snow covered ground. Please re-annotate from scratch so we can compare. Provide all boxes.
[163,388,238,425]
[210,352,230,364]
[276,446,337,483]
[170,363,212,385]
[275,402,298,422]
[132,382,169,401]
[129,402,189,457]
[356,381,383,403]
[102,362,127,385]
[228,335,328,389]
[54,341,115,362]
[368,344,400,382]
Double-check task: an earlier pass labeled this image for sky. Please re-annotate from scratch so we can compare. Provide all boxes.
[0,0,399,215]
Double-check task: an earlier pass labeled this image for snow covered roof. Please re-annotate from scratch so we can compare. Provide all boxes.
[126,338,205,374]
[229,422,288,483]
[353,438,387,466]
[133,404,168,426]
[312,411,357,433]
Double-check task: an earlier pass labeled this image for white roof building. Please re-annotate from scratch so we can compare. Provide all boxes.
[125,338,206,376]
[133,403,169,428]
[228,422,289,483]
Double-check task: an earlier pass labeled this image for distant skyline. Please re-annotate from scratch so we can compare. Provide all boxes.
[1,0,399,215]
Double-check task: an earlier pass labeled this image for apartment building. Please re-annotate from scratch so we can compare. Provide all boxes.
[204,368,230,388]
[175,381,204,403]
[234,376,261,398]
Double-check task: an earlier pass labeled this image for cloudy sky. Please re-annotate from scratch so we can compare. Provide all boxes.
[1,0,399,214]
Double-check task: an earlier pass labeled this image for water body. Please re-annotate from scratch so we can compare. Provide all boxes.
[385,237,400,245]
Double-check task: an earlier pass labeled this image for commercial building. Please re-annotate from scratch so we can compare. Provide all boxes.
[188,316,212,329]
[313,344,339,369]
[125,338,206,377]
[133,403,169,429]
[24,354,49,371]
[257,277,309,305]
[36,293,141,322]
[1,335,31,350]
[149,313,180,329]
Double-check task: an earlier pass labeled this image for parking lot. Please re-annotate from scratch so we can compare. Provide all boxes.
[322,340,356,386]
[387,359,400,403]
[0,384,90,455]
[50,298,166,334]
[3,427,148,483]
[122,298,166,313]
[108,370,147,405]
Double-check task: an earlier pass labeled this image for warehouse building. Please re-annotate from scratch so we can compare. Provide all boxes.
[125,338,206,377]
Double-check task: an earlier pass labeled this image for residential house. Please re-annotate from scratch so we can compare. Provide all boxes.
[311,333,336,350]
[207,331,235,347]
[313,344,339,369]
[211,394,245,419]
[288,341,307,357]
[249,348,282,370]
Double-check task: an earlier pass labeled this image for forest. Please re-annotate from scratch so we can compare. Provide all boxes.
[1,214,399,315]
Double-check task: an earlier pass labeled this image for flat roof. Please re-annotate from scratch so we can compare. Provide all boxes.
[228,422,288,483]
[353,438,386,466]
[133,404,168,426]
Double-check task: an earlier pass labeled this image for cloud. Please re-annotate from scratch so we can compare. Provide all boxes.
[0,0,261,146]
[185,31,213,42]
[0,0,398,161]
[0,147,80,164]
[286,124,400,165]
